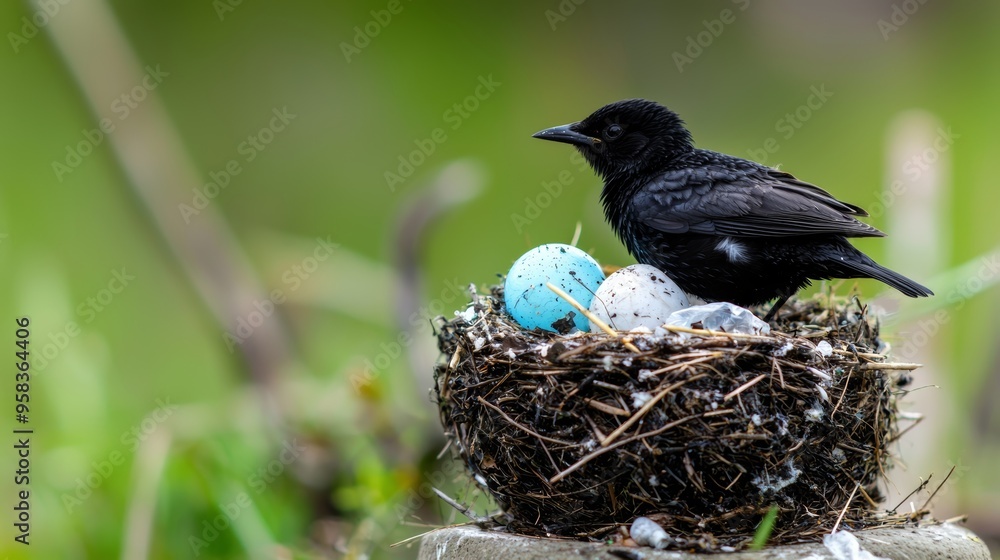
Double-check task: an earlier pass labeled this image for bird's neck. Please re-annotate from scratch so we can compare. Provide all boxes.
[599,172,644,254]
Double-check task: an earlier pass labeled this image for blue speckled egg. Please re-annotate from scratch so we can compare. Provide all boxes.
[504,244,605,333]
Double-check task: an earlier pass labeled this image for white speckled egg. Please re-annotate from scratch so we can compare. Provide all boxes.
[504,244,605,333]
[589,264,689,332]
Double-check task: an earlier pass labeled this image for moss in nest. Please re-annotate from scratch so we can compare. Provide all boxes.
[433,286,923,550]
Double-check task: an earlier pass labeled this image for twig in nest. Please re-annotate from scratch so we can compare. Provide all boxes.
[431,487,490,524]
[919,465,956,512]
[545,282,641,353]
[552,413,702,483]
[601,374,707,447]
[859,362,922,371]
[890,476,931,513]
[832,483,860,533]
[477,396,578,446]
[723,373,767,402]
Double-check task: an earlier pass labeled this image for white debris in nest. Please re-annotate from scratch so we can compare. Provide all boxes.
[710,401,719,410]
[753,460,801,494]
[751,414,763,426]
[536,344,550,358]
[631,391,653,409]
[774,341,795,357]
[823,530,890,560]
[622,357,634,367]
[816,385,830,402]
[505,349,516,360]
[648,475,659,486]
[629,517,671,549]
[816,340,833,357]
[638,369,657,382]
[805,406,825,422]
[775,413,790,436]
[582,438,598,451]
[832,447,847,463]
[808,367,832,382]
[602,355,614,371]
[456,306,477,323]
[473,337,486,351]
[653,326,669,338]
[629,325,653,334]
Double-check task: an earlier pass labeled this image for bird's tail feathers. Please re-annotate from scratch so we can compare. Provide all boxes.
[841,259,933,298]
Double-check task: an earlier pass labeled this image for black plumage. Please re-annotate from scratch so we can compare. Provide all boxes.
[533,99,932,319]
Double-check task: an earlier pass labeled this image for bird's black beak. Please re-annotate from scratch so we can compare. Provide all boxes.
[532,123,599,148]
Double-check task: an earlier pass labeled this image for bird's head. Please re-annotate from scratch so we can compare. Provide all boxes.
[533,99,693,179]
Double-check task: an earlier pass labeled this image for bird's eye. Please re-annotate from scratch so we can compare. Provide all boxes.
[605,124,623,139]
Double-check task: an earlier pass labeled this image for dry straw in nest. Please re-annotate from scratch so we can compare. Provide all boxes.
[433,286,926,550]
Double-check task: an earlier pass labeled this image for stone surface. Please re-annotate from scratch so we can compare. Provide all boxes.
[418,523,992,560]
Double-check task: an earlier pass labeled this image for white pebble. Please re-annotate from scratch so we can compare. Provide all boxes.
[630,517,671,549]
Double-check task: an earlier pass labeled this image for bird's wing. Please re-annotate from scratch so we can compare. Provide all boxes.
[632,163,884,238]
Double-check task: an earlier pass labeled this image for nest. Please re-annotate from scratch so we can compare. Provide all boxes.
[433,286,922,550]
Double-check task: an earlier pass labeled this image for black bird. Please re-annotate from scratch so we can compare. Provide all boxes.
[533,99,932,320]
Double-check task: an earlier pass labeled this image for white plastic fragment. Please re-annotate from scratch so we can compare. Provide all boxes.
[630,516,671,549]
[823,530,890,560]
[457,306,478,323]
[664,302,770,335]
[816,340,833,357]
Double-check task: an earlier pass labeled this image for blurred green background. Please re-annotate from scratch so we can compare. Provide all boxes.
[1,0,998,558]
